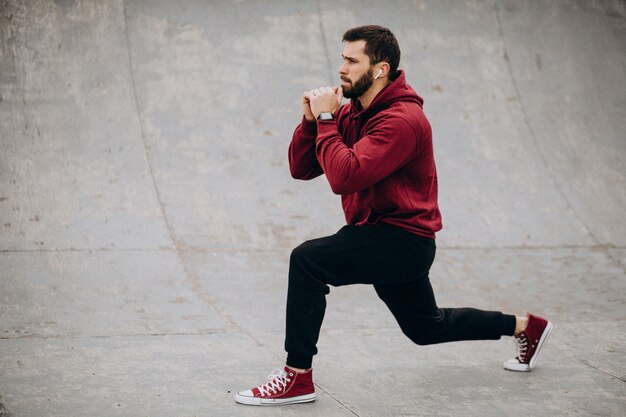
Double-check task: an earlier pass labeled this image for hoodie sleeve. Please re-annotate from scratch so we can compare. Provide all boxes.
[288,116,324,180]
[315,115,418,195]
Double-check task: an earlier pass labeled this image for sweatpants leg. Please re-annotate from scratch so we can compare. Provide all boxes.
[374,279,516,345]
[284,224,516,369]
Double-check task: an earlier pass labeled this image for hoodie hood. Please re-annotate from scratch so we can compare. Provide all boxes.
[349,70,424,118]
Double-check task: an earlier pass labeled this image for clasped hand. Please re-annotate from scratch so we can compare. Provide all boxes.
[302,86,343,121]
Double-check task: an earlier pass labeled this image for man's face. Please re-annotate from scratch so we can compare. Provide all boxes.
[339,40,375,99]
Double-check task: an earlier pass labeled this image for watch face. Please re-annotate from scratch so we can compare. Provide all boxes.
[319,112,333,120]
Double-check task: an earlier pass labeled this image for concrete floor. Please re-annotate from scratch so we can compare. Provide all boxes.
[1,0,625,416]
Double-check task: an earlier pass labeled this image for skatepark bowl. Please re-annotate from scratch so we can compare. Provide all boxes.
[1,1,625,416]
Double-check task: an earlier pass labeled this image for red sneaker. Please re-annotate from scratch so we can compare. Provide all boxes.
[235,367,316,406]
[504,313,553,372]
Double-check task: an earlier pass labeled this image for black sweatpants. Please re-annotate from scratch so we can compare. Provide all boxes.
[285,224,516,369]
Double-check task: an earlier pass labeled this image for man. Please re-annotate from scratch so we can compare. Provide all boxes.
[235,25,552,406]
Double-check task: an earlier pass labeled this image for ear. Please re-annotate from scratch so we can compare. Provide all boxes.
[376,62,391,79]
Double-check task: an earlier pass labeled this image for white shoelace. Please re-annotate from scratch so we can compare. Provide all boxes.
[256,369,291,397]
[515,333,529,362]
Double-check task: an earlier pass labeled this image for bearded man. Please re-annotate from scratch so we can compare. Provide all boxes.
[235,25,552,406]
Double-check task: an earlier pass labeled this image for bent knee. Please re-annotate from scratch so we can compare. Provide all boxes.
[289,239,328,271]
[290,240,317,261]
[288,242,330,293]
[398,314,445,346]
[403,330,438,346]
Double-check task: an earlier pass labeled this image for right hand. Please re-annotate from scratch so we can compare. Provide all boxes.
[301,91,316,122]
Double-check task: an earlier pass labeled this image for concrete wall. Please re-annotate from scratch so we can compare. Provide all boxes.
[1,1,625,416]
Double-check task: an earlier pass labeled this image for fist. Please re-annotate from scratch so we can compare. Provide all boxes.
[301,92,316,122]
[306,86,343,119]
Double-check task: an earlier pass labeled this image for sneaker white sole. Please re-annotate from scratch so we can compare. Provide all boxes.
[503,321,553,372]
[234,392,316,406]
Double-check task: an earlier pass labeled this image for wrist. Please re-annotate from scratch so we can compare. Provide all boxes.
[317,111,334,121]
[312,106,337,119]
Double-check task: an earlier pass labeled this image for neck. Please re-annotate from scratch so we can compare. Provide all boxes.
[358,78,390,108]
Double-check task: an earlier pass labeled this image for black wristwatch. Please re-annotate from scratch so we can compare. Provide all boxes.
[318,112,334,121]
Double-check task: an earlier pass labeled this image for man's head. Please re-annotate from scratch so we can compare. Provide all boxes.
[339,25,401,99]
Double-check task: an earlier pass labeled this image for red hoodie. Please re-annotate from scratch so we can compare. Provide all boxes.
[288,71,442,239]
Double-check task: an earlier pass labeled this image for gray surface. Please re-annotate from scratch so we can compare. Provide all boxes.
[1,0,625,416]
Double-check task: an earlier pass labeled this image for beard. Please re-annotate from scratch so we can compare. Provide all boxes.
[342,67,374,99]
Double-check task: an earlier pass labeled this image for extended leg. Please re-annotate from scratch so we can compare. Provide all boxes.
[374,278,516,345]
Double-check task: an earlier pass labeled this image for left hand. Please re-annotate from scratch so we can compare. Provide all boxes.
[307,86,343,119]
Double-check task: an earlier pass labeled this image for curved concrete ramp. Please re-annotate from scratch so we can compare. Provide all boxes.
[1,1,625,416]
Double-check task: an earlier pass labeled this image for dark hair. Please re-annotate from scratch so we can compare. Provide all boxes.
[342,25,401,80]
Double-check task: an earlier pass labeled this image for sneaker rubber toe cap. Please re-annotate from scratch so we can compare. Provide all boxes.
[234,389,258,405]
[503,359,531,372]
